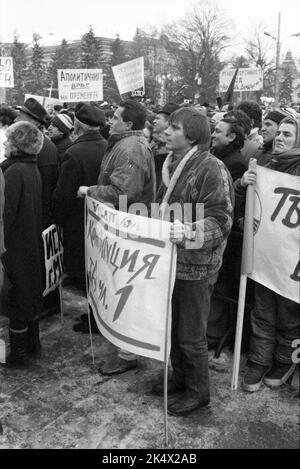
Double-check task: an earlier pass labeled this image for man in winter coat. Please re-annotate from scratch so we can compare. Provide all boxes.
[211,111,248,181]
[151,107,234,416]
[52,103,107,290]
[78,99,156,375]
[1,121,44,368]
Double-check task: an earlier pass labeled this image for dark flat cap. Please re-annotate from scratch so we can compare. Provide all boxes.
[75,103,105,127]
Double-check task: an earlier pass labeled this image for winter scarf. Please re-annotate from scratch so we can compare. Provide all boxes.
[160,145,198,217]
[270,117,300,175]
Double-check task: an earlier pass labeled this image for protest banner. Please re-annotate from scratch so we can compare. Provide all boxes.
[249,166,300,303]
[232,165,300,389]
[0,57,14,88]
[85,196,177,362]
[112,57,144,96]
[24,94,61,113]
[57,69,103,102]
[42,224,64,296]
[219,68,263,92]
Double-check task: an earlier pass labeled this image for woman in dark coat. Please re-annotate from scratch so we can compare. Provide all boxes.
[1,121,44,367]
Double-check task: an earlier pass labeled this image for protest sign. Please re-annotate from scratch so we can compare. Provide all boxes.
[249,166,300,303]
[112,57,144,95]
[0,57,14,88]
[57,69,103,102]
[219,68,263,92]
[24,94,61,113]
[85,196,177,362]
[42,224,64,296]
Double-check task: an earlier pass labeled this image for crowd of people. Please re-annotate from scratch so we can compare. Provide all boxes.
[0,95,299,417]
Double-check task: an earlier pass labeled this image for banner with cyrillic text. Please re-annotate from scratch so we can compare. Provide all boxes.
[57,69,103,102]
[112,57,144,95]
[85,196,177,361]
[0,57,14,88]
[42,224,64,296]
[249,166,300,303]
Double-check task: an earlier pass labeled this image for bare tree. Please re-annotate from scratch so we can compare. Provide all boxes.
[244,23,275,97]
[245,23,274,72]
[162,0,230,103]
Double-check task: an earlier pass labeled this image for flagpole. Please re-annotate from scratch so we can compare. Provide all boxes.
[231,159,257,390]
[163,242,176,447]
[84,196,95,366]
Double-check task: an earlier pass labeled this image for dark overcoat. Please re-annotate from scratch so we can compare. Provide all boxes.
[52,130,107,279]
[2,154,43,322]
[37,136,59,229]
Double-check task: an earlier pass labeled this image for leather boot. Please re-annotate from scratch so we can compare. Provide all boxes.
[27,320,42,358]
[151,374,185,396]
[167,390,210,416]
[2,328,30,368]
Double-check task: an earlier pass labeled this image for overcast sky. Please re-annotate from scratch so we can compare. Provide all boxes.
[1,0,300,60]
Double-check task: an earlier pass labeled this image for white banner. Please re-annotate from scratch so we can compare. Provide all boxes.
[112,57,144,95]
[85,196,177,361]
[57,69,103,102]
[249,167,300,303]
[24,94,61,113]
[0,57,14,88]
[219,68,263,92]
[42,224,64,296]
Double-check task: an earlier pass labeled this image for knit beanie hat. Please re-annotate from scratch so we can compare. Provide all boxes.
[6,121,44,155]
[264,110,287,125]
[51,113,74,135]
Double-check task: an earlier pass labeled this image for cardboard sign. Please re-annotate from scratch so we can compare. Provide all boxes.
[0,57,14,88]
[219,68,263,92]
[112,57,144,95]
[85,196,177,361]
[57,69,103,102]
[249,167,300,303]
[42,224,64,296]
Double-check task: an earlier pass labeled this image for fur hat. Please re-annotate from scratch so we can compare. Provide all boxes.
[6,121,44,155]
[0,105,17,122]
[15,98,49,126]
[75,103,105,127]
[51,114,74,135]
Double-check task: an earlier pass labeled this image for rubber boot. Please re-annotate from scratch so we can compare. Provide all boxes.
[27,320,42,358]
[2,328,30,368]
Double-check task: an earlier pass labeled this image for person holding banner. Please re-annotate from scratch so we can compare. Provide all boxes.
[240,116,300,392]
[78,99,156,374]
[153,107,234,416]
[1,121,44,368]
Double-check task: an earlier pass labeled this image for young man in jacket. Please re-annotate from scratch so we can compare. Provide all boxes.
[153,107,234,416]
